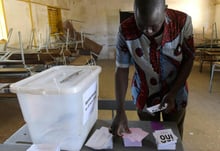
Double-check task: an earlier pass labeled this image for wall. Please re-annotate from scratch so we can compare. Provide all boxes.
[4,0,32,47]
[167,0,216,43]
[65,0,134,59]
[215,0,220,40]
[2,0,219,59]
[67,0,217,58]
[31,0,70,8]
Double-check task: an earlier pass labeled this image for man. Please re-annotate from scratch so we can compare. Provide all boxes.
[110,0,195,139]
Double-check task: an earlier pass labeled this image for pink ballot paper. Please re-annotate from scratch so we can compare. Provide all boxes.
[122,128,149,147]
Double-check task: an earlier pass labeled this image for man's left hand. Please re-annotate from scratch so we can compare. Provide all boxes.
[159,93,175,113]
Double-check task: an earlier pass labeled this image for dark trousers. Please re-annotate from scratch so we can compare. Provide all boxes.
[137,108,186,139]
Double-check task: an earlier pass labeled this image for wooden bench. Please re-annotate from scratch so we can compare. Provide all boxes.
[0,67,31,97]
[69,55,94,65]
[8,52,56,64]
[0,68,29,73]
[0,60,23,65]
[0,83,16,98]
[0,67,31,83]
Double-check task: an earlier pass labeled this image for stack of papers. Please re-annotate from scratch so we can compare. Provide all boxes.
[122,128,149,147]
[26,144,60,151]
[153,129,178,150]
[85,127,113,150]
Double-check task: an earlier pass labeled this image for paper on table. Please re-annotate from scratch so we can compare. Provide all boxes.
[85,126,113,150]
[123,137,142,147]
[153,128,178,150]
[26,144,60,151]
[123,128,149,142]
[122,128,149,147]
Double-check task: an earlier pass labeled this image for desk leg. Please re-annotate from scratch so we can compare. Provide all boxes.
[199,60,204,72]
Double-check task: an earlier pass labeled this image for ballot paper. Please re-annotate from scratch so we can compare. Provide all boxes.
[153,129,178,150]
[85,126,113,150]
[26,144,60,151]
[146,103,168,114]
[122,128,149,147]
[123,137,142,147]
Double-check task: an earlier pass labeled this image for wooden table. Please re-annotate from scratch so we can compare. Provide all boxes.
[199,49,220,72]
[3,120,184,151]
[204,51,220,73]
[204,50,220,56]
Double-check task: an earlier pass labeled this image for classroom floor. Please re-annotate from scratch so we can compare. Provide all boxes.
[0,59,220,151]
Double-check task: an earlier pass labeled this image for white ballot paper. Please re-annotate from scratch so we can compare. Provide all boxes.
[146,103,168,114]
[85,126,113,150]
[153,128,178,150]
[26,144,60,151]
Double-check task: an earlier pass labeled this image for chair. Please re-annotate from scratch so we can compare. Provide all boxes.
[2,28,13,51]
[209,61,220,93]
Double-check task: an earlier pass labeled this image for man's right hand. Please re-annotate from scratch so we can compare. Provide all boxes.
[109,110,130,136]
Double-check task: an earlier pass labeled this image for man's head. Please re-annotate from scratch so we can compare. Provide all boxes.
[134,0,166,37]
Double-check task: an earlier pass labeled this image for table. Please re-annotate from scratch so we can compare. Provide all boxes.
[198,49,220,72]
[205,50,220,57]
[2,120,184,151]
[204,51,220,73]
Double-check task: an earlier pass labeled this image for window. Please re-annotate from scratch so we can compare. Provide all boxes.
[48,7,62,34]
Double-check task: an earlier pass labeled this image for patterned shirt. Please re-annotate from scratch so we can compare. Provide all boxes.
[116,9,195,110]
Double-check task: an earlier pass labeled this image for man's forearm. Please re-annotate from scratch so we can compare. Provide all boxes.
[115,67,129,112]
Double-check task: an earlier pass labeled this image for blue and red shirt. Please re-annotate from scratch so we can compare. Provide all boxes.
[116,9,195,110]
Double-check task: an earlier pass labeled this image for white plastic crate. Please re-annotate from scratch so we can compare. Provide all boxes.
[10,65,101,151]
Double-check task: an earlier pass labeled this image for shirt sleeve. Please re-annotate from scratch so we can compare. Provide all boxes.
[184,16,193,39]
[115,27,131,68]
[182,15,195,59]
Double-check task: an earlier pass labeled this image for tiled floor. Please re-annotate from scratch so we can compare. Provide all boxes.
[0,59,220,151]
